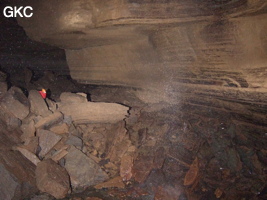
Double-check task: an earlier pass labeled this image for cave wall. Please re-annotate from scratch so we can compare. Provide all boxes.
[15,0,267,95]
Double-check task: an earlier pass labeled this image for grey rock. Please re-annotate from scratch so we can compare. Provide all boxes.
[0,86,30,120]
[66,135,83,150]
[65,146,109,190]
[0,164,19,200]
[37,129,62,158]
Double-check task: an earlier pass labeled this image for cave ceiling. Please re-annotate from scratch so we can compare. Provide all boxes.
[1,0,267,102]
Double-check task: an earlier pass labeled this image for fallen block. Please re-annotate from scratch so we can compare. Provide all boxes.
[35,112,63,130]
[36,159,70,199]
[20,120,35,142]
[28,90,51,117]
[37,129,62,158]
[59,102,129,124]
[15,147,41,166]
[60,92,87,104]
[65,146,109,190]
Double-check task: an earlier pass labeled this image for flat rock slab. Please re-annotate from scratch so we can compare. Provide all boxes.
[94,176,125,189]
[28,90,51,117]
[36,159,70,199]
[60,92,87,104]
[35,112,63,130]
[59,102,129,124]
[65,146,109,190]
[49,123,69,135]
[16,147,41,166]
[37,129,62,158]
[0,87,30,120]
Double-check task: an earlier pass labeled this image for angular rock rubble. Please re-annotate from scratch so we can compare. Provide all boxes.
[0,87,132,199]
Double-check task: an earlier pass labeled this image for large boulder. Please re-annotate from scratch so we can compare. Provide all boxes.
[36,159,70,199]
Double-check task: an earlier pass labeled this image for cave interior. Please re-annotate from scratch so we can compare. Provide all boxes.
[0,0,267,200]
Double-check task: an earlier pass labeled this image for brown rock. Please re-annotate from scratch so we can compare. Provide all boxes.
[15,147,41,166]
[94,176,125,189]
[49,123,69,135]
[184,157,199,186]
[36,159,70,199]
[106,122,132,164]
[21,136,39,154]
[37,129,62,158]
[20,120,35,142]
[0,87,30,120]
[35,112,63,130]
[60,92,87,104]
[59,102,129,124]
[120,154,134,181]
[132,154,154,183]
[214,188,223,198]
[51,149,68,162]
[28,90,51,117]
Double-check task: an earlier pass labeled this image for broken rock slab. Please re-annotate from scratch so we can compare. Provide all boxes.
[20,120,35,142]
[36,159,70,199]
[37,129,62,158]
[49,123,69,135]
[65,146,109,190]
[0,86,30,120]
[66,135,83,150]
[15,146,41,166]
[94,176,125,189]
[28,90,51,117]
[35,111,63,130]
[59,102,129,124]
[60,92,88,104]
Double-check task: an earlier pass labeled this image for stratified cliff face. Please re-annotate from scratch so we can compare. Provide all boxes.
[14,0,267,118]
[16,0,267,93]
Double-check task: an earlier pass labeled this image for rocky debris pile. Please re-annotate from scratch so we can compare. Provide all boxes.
[0,80,134,199]
[1,69,267,200]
